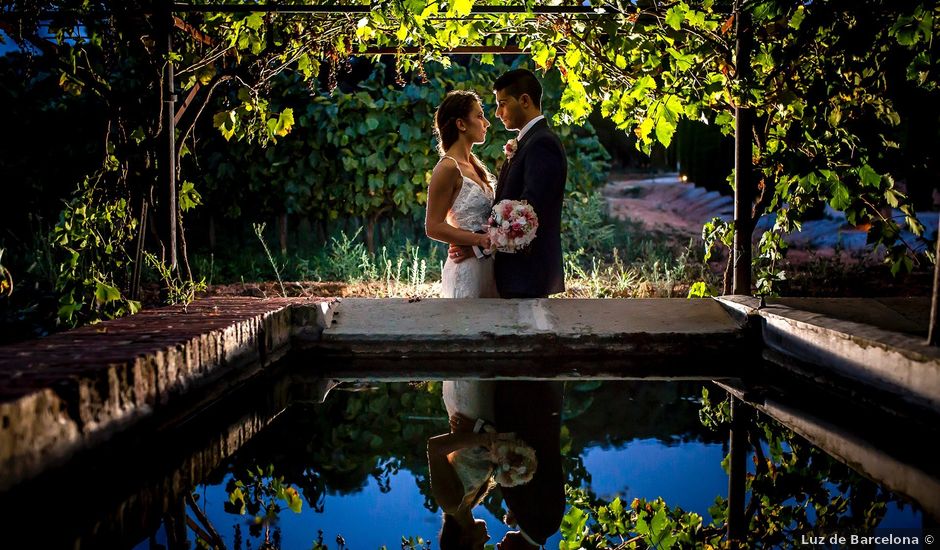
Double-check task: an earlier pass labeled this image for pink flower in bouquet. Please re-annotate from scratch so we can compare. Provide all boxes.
[501,201,514,218]
[487,200,538,253]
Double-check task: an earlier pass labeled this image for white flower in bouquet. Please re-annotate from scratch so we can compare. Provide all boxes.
[486,200,538,253]
[489,438,537,487]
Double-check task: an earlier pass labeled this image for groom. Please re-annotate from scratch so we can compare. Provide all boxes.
[449,68,568,299]
[449,69,568,548]
[493,380,565,550]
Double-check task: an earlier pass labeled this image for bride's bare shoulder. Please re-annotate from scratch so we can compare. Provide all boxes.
[430,157,462,187]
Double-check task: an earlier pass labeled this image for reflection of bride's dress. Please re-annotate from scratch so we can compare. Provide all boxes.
[438,156,498,506]
[439,156,499,299]
[443,380,495,506]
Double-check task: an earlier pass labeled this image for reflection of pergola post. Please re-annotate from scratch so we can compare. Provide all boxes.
[727,397,748,544]
[930,216,940,345]
[165,494,189,549]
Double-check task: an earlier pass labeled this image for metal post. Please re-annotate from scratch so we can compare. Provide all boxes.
[727,397,747,543]
[130,197,148,301]
[929,215,940,345]
[162,0,178,270]
[732,1,754,296]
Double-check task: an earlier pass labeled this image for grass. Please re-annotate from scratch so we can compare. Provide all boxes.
[563,235,715,298]
[192,201,717,299]
[192,222,446,299]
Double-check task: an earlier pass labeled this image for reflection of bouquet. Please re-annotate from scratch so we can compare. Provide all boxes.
[489,438,537,487]
[487,200,538,253]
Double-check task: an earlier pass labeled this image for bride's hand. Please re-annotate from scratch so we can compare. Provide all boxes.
[448,244,473,264]
[476,233,491,250]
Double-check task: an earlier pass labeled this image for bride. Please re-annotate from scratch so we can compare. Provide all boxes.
[425,90,499,549]
[425,89,498,299]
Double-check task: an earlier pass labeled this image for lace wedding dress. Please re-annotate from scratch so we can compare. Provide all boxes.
[437,156,498,506]
[439,156,499,299]
[443,379,495,507]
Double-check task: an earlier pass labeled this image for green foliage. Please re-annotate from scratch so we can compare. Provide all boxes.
[219,382,450,523]
[701,217,734,264]
[0,249,12,298]
[9,0,938,325]
[698,387,732,430]
[253,223,288,298]
[561,486,716,549]
[509,0,939,292]
[562,192,617,258]
[143,252,207,311]
[695,388,909,548]
[397,536,431,550]
[558,383,915,549]
[198,58,611,253]
[565,226,717,299]
[50,177,141,327]
[686,281,711,299]
[224,464,303,539]
[309,229,435,296]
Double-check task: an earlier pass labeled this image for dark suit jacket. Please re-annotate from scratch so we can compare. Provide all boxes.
[494,119,567,298]
[494,381,565,545]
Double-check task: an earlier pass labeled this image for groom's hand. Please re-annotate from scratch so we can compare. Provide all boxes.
[448,244,473,264]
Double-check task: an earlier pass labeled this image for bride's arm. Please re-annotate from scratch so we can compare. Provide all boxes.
[427,431,494,512]
[425,162,491,248]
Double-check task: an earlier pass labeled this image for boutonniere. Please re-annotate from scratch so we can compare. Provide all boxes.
[504,138,518,161]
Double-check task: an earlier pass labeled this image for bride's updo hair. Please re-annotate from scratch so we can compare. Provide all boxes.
[434,90,482,156]
[434,90,493,183]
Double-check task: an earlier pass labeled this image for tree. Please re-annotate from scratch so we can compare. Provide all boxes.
[502,0,939,293]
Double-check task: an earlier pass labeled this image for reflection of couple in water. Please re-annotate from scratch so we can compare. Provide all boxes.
[428,380,564,549]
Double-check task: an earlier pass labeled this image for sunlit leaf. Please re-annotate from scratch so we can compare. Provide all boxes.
[94,280,121,306]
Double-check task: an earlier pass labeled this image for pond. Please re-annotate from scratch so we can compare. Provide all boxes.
[0,368,935,549]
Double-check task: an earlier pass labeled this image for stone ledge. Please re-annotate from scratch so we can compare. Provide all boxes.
[306,298,752,364]
[0,297,334,492]
[716,296,940,412]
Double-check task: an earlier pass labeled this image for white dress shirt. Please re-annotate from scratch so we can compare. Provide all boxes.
[517,114,545,141]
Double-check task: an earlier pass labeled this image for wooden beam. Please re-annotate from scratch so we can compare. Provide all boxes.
[171,3,600,15]
[362,45,524,55]
[170,16,222,125]
[173,15,216,47]
[174,82,201,125]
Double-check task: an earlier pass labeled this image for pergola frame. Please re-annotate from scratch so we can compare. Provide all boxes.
[157,2,615,281]
[161,2,940,348]
[159,7,759,528]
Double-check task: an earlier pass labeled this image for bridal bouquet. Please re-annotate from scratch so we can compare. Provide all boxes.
[487,200,538,253]
[489,438,537,487]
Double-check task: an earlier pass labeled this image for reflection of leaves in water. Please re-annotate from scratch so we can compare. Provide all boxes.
[222,464,304,542]
[698,387,732,430]
[213,381,449,520]
[564,381,726,449]
[557,391,918,549]
[561,381,726,499]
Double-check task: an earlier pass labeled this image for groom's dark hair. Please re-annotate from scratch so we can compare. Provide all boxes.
[494,69,542,109]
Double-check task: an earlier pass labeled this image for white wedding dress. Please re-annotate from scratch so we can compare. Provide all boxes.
[437,156,498,507]
[439,156,499,299]
[442,379,495,507]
